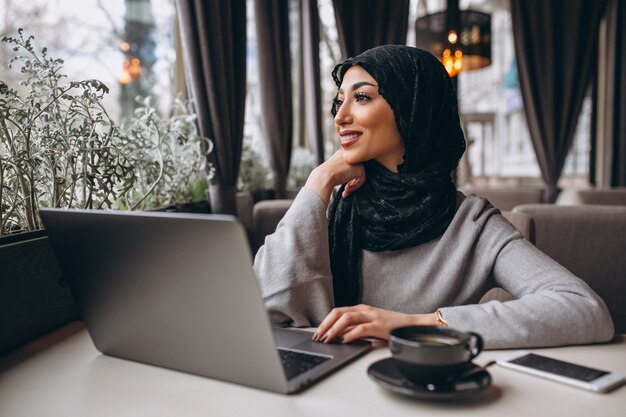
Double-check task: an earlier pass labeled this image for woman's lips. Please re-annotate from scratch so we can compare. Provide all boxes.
[340,132,362,148]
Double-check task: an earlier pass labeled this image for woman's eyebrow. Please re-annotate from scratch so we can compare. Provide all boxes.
[338,81,378,94]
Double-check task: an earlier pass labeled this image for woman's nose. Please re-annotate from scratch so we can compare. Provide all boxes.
[334,100,352,125]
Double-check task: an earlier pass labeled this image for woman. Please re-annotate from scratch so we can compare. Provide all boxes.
[253,45,614,349]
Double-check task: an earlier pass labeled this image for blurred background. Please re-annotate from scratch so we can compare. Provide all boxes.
[1,0,623,212]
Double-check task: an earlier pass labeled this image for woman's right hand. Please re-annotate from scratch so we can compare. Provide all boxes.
[304,150,365,207]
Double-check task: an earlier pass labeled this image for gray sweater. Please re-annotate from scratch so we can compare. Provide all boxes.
[253,187,614,349]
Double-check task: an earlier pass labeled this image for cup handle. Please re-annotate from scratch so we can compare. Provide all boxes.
[467,332,484,360]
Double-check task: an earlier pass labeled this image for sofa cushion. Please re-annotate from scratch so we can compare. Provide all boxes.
[460,186,544,210]
[513,204,626,333]
[556,187,626,206]
[252,199,294,252]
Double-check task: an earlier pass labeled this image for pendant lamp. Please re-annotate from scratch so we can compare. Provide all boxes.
[416,0,491,77]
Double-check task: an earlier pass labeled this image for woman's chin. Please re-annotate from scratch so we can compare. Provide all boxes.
[341,151,367,166]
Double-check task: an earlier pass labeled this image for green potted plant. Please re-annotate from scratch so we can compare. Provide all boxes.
[0,29,211,354]
[236,136,272,237]
[115,95,213,213]
[287,146,317,198]
[237,137,272,200]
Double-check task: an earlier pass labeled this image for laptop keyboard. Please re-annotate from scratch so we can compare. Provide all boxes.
[278,348,331,380]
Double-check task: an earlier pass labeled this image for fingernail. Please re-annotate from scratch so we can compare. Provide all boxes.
[312,332,318,341]
[319,334,328,343]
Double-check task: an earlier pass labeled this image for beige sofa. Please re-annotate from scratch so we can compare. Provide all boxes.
[252,198,533,250]
[556,187,626,206]
[513,204,626,333]
[458,186,544,210]
[252,199,295,252]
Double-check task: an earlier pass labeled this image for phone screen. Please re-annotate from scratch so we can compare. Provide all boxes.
[509,353,609,382]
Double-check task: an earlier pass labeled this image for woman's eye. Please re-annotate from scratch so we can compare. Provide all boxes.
[333,97,344,111]
[354,92,371,103]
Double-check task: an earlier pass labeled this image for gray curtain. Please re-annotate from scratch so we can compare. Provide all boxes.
[332,0,410,59]
[510,0,607,202]
[254,0,293,198]
[602,0,626,186]
[302,0,325,164]
[176,0,246,214]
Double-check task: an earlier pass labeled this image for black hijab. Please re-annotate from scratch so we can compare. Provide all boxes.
[328,45,466,307]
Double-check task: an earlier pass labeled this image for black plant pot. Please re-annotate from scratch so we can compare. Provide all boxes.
[251,189,276,204]
[155,199,212,214]
[0,230,80,355]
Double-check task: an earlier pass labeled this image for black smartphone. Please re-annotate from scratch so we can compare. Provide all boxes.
[497,351,625,393]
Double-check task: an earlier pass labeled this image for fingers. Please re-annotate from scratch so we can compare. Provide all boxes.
[323,149,365,187]
[340,323,376,343]
[341,177,363,198]
[312,306,354,342]
[342,174,366,198]
[323,312,369,343]
[313,305,420,344]
[313,305,373,343]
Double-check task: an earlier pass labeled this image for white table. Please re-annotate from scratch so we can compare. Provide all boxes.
[1,322,624,417]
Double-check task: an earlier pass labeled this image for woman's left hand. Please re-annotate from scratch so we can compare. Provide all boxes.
[312,304,439,344]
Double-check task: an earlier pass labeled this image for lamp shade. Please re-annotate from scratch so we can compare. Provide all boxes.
[416,10,491,77]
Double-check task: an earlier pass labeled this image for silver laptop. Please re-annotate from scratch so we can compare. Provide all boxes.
[39,208,371,394]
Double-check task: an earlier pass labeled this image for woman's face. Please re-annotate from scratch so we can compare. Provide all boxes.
[334,65,404,172]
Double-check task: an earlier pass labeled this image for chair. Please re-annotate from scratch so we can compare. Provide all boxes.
[501,211,532,242]
[252,199,294,253]
[459,186,544,211]
[252,200,533,249]
[556,187,626,206]
[513,204,626,333]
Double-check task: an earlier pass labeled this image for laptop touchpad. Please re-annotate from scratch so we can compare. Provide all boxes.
[273,328,314,348]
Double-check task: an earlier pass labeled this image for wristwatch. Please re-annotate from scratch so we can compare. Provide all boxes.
[435,309,448,327]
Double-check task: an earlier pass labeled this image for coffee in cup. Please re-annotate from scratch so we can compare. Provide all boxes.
[389,326,483,383]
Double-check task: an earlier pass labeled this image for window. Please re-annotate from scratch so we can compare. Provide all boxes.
[0,0,177,122]
[1,0,587,191]
[454,1,543,185]
[418,0,591,187]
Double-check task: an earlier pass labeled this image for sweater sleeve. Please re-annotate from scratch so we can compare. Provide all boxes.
[253,187,334,327]
[439,214,615,349]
